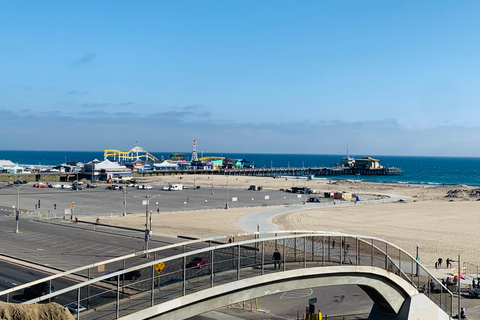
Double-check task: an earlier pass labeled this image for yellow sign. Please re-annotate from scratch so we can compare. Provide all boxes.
[71,205,75,209]
[154,262,165,273]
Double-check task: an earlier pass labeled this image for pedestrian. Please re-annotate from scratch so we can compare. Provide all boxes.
[446,258,451,268]
[157,208,159,214]
[438,257,443,268]
[272,249,281,270]
[435,262,438,269]
[332,239,335,249]
[54,203,56,210]
[461,307,466,319]
[35,204,37,210]
[75,217,78,224]
[430,279,435,293]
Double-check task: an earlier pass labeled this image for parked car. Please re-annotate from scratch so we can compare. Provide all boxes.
[14,179,28,184]
[33,183,47,188]
[66,303,86,314]
[106,269,141,281]
[23,282,56,300]
[186,257,208,268]
[72,185,84,190]
[62,184,72,189]
[87,183,97,188]
[49,184,62,188]
[143,185,153,190]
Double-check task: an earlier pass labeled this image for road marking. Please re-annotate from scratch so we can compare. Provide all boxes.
[280,288,313,299]
[201,311,246,319]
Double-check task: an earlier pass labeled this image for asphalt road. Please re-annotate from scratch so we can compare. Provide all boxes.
[190,285,372,319]
[0,181,420,319]
[0,182,311,219]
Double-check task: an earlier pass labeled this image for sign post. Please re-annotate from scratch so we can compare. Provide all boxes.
[70,202,75,221]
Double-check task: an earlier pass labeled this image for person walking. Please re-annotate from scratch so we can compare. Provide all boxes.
[430,279,436,293]
[438,257,443,268]
[272,249,281,270]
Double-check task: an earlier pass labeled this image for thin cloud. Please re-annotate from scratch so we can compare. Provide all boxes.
[72,53,97,66]
[67,90,89,95]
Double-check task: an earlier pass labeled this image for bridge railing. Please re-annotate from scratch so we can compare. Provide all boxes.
[1,232,452,319]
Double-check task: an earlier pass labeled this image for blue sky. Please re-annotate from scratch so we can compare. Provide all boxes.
[1,1,480,156]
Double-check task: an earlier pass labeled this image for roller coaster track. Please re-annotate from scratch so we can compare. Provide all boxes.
[104,146,159,163]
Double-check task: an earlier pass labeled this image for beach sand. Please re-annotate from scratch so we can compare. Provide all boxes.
[92,174,480,267]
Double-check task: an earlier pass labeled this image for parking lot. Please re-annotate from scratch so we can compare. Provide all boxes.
[0,182,315,219]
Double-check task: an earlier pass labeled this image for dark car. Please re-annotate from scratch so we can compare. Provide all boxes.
[72,185,84,190]
[186,257,208,268]
[106,269,141,281]
[87,183,97,188]
[23,282,56,300]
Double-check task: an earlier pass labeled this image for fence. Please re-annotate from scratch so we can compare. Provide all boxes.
[0,231,452,319]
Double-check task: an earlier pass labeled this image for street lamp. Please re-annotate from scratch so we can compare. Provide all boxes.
[123,184,127,217]
[134,194,161,256]
[211,170,214,195]
[12,168,24,233]
[225,172,229,209]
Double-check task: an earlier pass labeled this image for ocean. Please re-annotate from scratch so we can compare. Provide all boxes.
[1,150,480,187]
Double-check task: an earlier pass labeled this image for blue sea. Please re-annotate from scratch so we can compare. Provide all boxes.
[1,150,480,187]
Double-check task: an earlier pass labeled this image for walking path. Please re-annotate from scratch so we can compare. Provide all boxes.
[235,192,411,232]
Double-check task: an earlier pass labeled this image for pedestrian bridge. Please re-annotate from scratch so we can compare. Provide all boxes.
[1,231,453,319]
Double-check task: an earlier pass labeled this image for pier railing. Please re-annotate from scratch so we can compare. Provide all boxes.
[1,232,450,319]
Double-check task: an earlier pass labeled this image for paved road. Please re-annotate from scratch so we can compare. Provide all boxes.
[0,183,313,219]
[235,192,411,232]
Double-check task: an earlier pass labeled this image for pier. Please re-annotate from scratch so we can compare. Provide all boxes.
[138,166,404,178]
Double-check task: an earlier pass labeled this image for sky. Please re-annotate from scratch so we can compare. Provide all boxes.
[1,1,480,157]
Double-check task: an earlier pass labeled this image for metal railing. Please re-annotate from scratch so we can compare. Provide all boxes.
[0,232,453,319]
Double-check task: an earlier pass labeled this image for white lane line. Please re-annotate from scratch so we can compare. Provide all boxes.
[280,288,313,299]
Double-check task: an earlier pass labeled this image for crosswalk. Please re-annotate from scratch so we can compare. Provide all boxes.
[280,288,313,299]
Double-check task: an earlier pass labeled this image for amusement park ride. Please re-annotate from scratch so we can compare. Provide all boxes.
[103,146,160,164]
[103,140,227,166]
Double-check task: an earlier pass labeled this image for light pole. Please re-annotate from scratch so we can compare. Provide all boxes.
[13,175,24,233]
[123,183,127,217]
[134,194,161,256]
[211,170,214,195]
[225,172,229,209]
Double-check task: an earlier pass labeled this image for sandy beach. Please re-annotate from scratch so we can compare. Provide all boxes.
[92,174,480,268]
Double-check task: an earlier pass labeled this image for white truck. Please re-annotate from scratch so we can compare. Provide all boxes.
[169,184,183,191]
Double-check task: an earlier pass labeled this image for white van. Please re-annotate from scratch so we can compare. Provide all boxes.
[169,184,183,191]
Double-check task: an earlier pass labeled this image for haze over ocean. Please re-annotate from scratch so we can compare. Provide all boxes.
[1,150,479,187]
